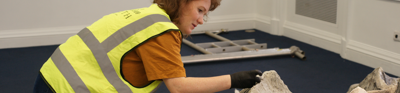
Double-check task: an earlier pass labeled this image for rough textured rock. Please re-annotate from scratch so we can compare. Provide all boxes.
[396,81,400,93]
[347,67,400,93]
[240,70,292,93]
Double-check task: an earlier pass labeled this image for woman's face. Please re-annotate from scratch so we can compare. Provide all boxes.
[176,0,211,35]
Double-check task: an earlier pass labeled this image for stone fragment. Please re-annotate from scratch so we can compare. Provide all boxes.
[240,70,292,93]
[347,67,400,93]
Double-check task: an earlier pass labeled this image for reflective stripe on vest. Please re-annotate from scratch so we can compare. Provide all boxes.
[40,4,180,93]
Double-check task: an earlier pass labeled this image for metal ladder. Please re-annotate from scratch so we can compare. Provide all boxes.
[181,29,306,63]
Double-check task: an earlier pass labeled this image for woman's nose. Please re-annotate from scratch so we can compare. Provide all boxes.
[197,16,204,25]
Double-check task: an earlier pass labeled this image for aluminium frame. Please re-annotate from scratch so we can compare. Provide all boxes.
[181,29,306,64]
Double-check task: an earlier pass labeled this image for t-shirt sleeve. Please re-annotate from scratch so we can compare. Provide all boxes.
[134,31,186,81]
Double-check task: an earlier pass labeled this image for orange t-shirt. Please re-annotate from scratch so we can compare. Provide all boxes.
[121,31,186,87]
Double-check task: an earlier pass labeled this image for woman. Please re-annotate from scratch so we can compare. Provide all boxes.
[34,0,262,92]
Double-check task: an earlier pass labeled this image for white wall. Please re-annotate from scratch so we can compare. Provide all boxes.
[254,0,273,34]
[0,0,152,31]
[351,0,400,54]
[208,0,256,16]
[0,0,152,48]
[256,0,272,17]
[195,0,257,31]
[344,0,400,76]
[253,0,400,76]
[0,0,257,49]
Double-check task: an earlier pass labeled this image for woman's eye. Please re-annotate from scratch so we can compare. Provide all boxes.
[198,9,203,12]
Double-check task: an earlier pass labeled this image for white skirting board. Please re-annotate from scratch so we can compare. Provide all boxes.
[0,26,84,49]
[346,40,400,76]
[282,22,342,54]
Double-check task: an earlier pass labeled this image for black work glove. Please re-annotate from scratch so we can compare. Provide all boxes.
[230,70,262,89]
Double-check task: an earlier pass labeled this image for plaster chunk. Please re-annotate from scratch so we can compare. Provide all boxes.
[240,70,292,93]
[347,67,400,93]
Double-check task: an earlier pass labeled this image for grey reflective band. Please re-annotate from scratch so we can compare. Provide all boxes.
[51,48,90,93]
[102,14,172,52]
[150,82,163,93]
[78,28,132,93]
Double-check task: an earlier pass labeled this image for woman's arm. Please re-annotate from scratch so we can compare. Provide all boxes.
[163,75,231,93]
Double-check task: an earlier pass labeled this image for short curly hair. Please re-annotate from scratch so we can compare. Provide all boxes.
[153,0,221,23]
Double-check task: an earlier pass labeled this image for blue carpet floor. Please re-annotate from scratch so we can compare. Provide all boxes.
[0,29,396,93]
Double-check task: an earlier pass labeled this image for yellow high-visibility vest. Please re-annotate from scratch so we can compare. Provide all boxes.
[40,4,181,93]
